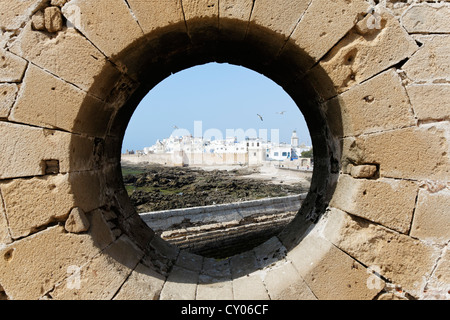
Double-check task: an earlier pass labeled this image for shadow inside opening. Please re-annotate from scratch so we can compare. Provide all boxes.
[120,63,314,259]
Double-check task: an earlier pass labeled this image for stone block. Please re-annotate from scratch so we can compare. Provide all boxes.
[159,265,199,300]
[0,192,11,245]
[61,0,143,59]
[410,188,450,242]
[263,261,316,300]
[407,84,450,122]
[403,35,450,83]
[0,225,105,299]
[0,0,46,31]
[330,175,419,233]
[350,165,378,179]
[0,122,95,180]
[323,208,441,297]
[182,0,219,44]
[65,207,90,234]
[175,250,203,273]
[402,3,450,33]
[343,123,450,181]
[325,69,416,137]
[50,235,144,300]
[44,6,63,33]
[421,248,449,300]
[9,24,123,101]
[31,10,45,31]
[0,84,18,118]
[250,0,310,39]
[183,0,219,21]
[113,263,166,300]
[308,7,418,99]
[288,0,369,65]
[126,0,185,35]
[0,48,27,82]
[51,0,67,7]
[287,230,382,300]
[0,171,105,239]
[10,64,114,138]
[230,250,258,279]
[202,257,231,278]
[219,0,253,26]
[247,0,311,60]
[232,274,270,300]
[197,274,233,300]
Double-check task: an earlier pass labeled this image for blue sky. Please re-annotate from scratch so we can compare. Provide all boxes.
[122,62,311,153]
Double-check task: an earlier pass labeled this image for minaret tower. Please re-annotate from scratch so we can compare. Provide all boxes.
[291,130,299,147]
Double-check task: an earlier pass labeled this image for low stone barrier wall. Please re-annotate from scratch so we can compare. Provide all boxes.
[140,194,307,232]
[140,194,307,257]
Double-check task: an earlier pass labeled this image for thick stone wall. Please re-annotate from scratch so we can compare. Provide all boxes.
[0,0,448,300]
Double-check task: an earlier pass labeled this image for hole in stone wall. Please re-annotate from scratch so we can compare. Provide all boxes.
[120,62,314,259]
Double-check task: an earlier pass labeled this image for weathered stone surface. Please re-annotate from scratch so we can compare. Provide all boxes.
[0,0,46,31]
[402,3,450,33]
[183,0,219,21]
[50,235,144,300]
[288,0,369,66]
[247,0,311,61]
[0,84,18,119]
[421,248,449,300]
[113,263,166,300]
[350,165,378,179]
[0,122,95,180]
[263,261,316,300]
[330,175,419,233]
[250,0,310,39]
[0,49,28,82]
[287,230,382,300]
[126,0,185,34]
[0,225,105,299]
[11,64,113,137]
[309,7,418,99]
[411,188,450,242]
[403,35,450,83]
[65,207,90,234]
[51,0,67,7]
[61,0,143,59]
[31,10,45,31]
[0,172,104,239]
[44,6,63,33]
[197,274,233,300]
[325,69,416,137]
[233,274,269,300]
[0,192,11,245]
[343,124,450,181]
[407,84,450,122]
[175,250,203,273]
[323,208,441,297]
[220,0,253,25]
[159,265,199,300]
[10,24,123,100]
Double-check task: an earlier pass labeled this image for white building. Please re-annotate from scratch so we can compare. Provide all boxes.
[138,131,312,167]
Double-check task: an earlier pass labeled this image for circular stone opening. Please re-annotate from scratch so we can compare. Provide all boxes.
[120,62,314,259]
[88,16,341,289]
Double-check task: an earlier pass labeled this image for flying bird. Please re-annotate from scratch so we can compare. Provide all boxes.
[173,125,179,129]
[257,114,263,121]
[276,111,287,115]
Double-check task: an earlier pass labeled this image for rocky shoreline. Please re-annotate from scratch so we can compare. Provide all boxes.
[122,164,311,213]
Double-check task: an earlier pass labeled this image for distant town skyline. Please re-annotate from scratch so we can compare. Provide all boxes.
[122,62,311,153]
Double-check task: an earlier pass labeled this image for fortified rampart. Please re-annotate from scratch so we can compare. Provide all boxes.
[141,195,305,257]
[0,0,448,300]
